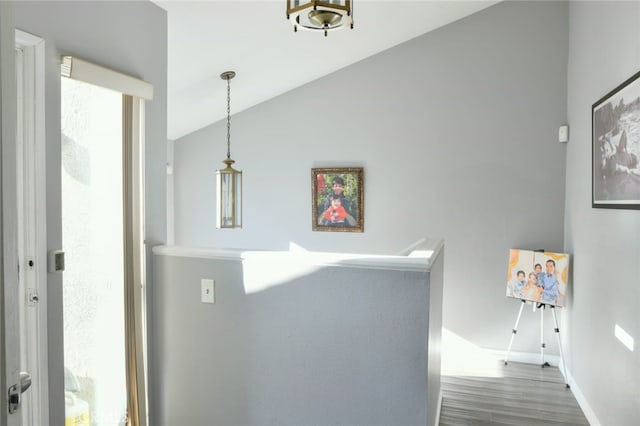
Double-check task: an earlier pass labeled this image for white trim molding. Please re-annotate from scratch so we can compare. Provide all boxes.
[153,237,444,272]
[564,369,603,426]
[15,28,49,426]
[435,389,443,426]
[61,56,153,100]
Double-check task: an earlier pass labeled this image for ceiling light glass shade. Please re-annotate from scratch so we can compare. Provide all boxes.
[216,158,242,229]
[287,0,353,36]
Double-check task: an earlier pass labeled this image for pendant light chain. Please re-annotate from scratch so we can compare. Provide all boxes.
[226,77,231,159]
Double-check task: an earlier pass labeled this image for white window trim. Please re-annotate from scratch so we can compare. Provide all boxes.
[61,56,153,100]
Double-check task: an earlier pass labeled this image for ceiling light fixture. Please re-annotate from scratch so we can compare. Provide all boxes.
[216,71,242,229]
[286,0,353,37]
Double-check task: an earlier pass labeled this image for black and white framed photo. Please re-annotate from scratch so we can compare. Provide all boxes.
[593,70,640,209]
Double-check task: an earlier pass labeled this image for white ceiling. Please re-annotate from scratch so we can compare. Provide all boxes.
[155,1,499,140]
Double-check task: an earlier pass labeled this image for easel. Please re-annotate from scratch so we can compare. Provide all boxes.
[504,299,570,388]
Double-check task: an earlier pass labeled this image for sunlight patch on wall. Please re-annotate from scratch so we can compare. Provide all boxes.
[614,324,634,352]
[241,240,434,294]
[242,250,319,294]
[407,249,434,258]
[441,328,504,378]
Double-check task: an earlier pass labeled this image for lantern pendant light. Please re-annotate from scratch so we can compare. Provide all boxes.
[216,71,242,229]
[286,0,354,37]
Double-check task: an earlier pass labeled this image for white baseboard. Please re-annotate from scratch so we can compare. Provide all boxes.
[488,348,560,367]
[564,368,602,426]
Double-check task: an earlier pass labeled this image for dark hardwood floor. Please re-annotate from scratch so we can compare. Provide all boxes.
[440,359,589,426]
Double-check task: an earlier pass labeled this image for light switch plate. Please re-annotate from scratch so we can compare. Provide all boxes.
[201,279,214,304]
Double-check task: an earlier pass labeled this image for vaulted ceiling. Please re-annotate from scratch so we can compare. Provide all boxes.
[154,1,499,140]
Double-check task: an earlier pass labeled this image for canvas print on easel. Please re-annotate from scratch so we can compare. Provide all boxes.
[506,249,570,307]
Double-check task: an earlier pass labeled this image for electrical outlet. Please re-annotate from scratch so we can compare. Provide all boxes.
[201,279,214,304]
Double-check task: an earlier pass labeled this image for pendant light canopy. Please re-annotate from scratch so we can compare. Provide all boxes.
[216,71,242,229]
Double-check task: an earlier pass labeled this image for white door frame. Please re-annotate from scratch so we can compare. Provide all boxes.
[1,2,21,425]
[15,29,48,426]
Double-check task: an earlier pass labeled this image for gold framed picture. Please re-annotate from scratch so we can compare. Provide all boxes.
[311,167,364,232]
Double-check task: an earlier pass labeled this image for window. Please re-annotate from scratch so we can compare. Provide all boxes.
[61,56,152,426]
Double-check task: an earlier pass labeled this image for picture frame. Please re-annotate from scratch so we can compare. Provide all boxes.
[592,69,640,209]
[312,167,364,232]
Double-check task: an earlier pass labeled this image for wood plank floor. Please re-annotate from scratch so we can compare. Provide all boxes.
[440,360,589,426]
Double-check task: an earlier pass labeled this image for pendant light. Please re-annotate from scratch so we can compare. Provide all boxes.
[286,0,354,37]
[216,71,242,229]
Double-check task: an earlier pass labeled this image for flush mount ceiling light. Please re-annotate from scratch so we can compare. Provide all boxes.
[286,0,353,37]
[216,71,242,229]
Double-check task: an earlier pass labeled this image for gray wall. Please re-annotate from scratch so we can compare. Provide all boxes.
[174,1,568,354]
[12,2,167,423]
[565,2,640,424]
[152,251,442,426]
